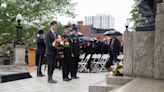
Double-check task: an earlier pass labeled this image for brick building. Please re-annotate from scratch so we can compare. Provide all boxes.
[79,25,105,40]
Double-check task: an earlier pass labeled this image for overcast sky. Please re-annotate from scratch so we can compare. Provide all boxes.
[58,0,134,33]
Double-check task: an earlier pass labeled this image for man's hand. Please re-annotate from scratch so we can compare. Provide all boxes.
[52,41,56,47]
[71,53,74,57]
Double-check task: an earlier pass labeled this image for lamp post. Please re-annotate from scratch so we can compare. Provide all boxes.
[15,14,23,45]
[125,19,130,32]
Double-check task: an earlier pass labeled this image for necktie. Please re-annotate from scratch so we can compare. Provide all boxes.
[52,31,56,39]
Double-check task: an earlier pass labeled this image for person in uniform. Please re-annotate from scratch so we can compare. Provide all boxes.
[61,25,72,81]
[69,27,80,79]
[36,29,46,77]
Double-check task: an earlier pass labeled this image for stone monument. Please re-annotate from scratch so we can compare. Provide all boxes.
[124,2,164,79]
[154,3,164,79]
[136,0,163,31]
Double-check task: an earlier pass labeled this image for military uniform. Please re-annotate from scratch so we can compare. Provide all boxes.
[69,34,80,79]
[36,33,46,77]
[62,35,72,81]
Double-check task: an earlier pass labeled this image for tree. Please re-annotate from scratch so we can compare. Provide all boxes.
[130,0,146,30]
[57,23,65,35]
[0,0,76,56]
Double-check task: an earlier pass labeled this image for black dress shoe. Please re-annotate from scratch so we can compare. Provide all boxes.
[37,74,45,77]
[68,78,72,81]
[48,79,57,83]
[63,78,71,81]
[75,77,79,79]
[72,76,79,79]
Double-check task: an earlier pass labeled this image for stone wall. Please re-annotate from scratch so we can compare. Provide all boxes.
[133,32,154,78]
[124,31,155,78]
[154,3,164,79]
[124,3,164,79]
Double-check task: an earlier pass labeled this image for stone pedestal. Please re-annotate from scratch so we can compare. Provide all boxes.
[124,31,154,78]
[14,45,26,65]
[0,45,32,83]
[123,32,133,76]
[154,3,164,79]
[133,32,154,78]
[106,76,133,85]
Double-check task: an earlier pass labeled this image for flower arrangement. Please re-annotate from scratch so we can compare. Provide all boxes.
[54,35,70,49]
[63,39,70,48]
[54,35,64,48]
[109,61,123,76]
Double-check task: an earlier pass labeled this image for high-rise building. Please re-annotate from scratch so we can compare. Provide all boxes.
[85,14,115,29]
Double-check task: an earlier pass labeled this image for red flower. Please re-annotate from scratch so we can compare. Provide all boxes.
[107,67,112,72]
[63,39,67,43]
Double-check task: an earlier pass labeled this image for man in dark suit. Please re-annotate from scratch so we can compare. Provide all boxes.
[108,36,121,65]
[81,41,87,53]
[95,37,103,54]
[36,29,46,77]
[70,28,80,79]
[87,42,95,72]
[45,21,58,83]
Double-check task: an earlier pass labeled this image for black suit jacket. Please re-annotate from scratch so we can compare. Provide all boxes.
[36,36,46,55]
[45,30,57,56]
[108,38,121,55]
[95,41,103,54]
[70,34,80,57]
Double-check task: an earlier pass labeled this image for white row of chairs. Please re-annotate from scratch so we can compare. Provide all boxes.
[92,54,110,72]
[78,53,124,73]
[78,53,110,73]
[78,54,91,72]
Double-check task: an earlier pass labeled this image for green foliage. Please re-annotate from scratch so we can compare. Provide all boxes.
[130,0,146,30]
[57,23,65,35]
[0,0,76,56]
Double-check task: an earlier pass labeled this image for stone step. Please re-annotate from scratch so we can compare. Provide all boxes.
[115,78,164,92]
[108,87,121,92]
[106,76,134,85]
[0,71,32,83]
[89,80,121,92]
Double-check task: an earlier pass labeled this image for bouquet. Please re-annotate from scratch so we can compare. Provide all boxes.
[54,35,70,49]
[54,35,64,49]
[109,61,123,76]
[63,39,70,48]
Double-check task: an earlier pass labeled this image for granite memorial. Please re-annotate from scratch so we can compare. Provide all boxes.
[124,2,164,80]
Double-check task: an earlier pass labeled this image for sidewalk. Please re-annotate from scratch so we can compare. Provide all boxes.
[0,68,108,92]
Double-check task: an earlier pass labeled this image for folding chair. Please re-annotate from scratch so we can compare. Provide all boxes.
[78,53,85,72]
[92,54,102,72]
[91,54,98,63]
[79,53,86,61]
[78,54,91,72]
[89,54,97,72]
[97,54,110,72]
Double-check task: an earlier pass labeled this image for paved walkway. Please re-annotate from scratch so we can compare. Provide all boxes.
[0,68,108,92]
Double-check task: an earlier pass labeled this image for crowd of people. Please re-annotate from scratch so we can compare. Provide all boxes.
[80,36,123,72]
[35,21,123,84]
[36,21,82,83]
